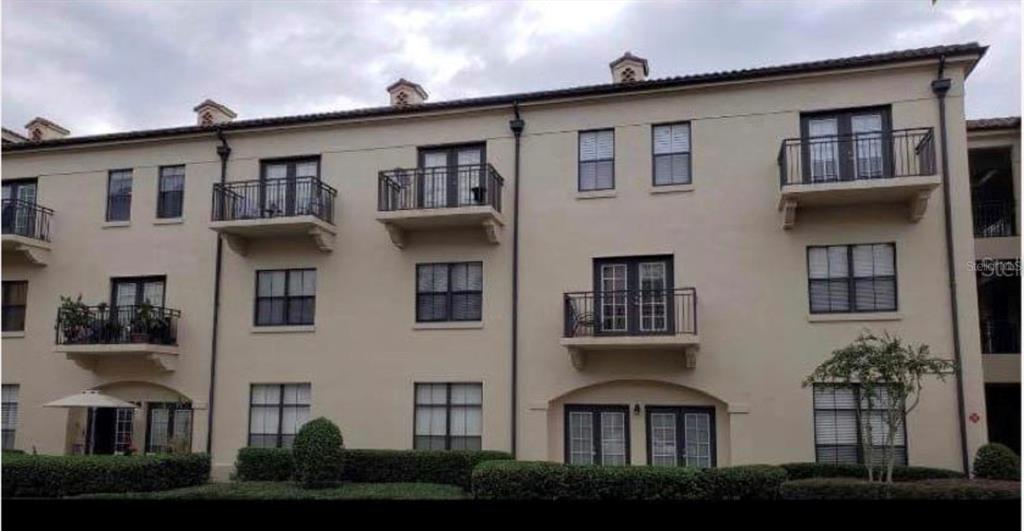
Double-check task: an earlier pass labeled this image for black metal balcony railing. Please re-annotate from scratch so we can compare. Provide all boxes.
[980,319,1020,354]
[378,163,503,212]
[55,304,181,346]
[779,128,936,187]
[1,198,53,242]
[973,200,1017,238]
[211,177,337,224]
[563,288,697,338]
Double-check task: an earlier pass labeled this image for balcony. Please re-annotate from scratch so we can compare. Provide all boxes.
[376,163,504,248]
[973,200,1017,238]
[210,177,337,254]
[777,128,940,228]
[54,304,181,371]
[2,199,53,266]
[981,319,1020,355]
[560,288,699,369]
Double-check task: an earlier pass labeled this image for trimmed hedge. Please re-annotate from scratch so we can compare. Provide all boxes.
[234,447,294,481]
[780,478,1020,500]
[974,443,1020,481]
[293,417,345,488]
[232,447,512,489]
[2,453,210,498]
[343,449,513,490]
[780,462,964,482]
[471,460,788,500]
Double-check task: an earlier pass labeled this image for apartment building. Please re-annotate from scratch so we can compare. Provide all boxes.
[967,116,1021,454]
[1,43,1000,478]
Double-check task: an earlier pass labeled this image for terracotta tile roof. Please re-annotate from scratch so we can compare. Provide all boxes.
[966,116,1020,131]
[2,42,987,153]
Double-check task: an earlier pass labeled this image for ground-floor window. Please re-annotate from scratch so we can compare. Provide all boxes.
[146,402,193,453]
[646,406,715,468]
[2,384,19,450]
[414,382,482,450]
[564,404,629,466]
[114,408,134,453]
[248,383,311,448]
[813,384,907,465]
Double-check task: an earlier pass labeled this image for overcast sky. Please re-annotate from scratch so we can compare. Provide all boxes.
[1,0,1020,136]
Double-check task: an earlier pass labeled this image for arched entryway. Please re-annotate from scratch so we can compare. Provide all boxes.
[546,379,730,467]
[63,381,193,455]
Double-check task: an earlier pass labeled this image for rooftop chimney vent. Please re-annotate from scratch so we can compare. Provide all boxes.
[610,51,649,84]
[193,99,237,126]
[387,79,428,107]
[24,117,70,141]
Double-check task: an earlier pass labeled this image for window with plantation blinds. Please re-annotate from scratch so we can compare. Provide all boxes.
[653,123,691,186]
[578,129,615,191]
[416,262,482,322]
[414,383,482,450]
[807,243,896,313]
[813,384,907,465]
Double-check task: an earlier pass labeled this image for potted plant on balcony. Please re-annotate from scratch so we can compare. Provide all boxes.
[94,302,123,342]
[130,302,169,344]
[57,295,93,344]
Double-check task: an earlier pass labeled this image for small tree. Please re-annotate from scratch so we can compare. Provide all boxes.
[803,331,954,483]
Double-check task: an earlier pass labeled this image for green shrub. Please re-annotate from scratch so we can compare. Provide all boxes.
[343,449,512,489]
[700,464,788,500]
[2,453,209,498]
[780,477,1020,500]
[292,417,344,488]
[471,461,786,500]
[779,462,964,482]
[974,443,1020,481]
[234,447,294,481]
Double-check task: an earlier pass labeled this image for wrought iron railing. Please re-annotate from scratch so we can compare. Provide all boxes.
[55,304,181,346]
[972,200,1017,238]
[779,128,936,187]
[1,199,53,242]
[378,163,503,212]
[211,177,337,223]
[980,319,1020,354]
[563,287,697,338]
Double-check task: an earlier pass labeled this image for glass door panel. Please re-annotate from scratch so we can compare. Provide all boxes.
[808,118,839,182]
[852,113,884,179]
[421,151,448,208]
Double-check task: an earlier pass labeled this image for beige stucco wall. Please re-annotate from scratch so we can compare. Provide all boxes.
[1,56,990,475]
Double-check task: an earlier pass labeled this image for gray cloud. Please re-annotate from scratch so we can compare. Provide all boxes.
[2,0,1019,136]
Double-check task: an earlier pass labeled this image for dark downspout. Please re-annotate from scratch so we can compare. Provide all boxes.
[931,56,970,474]
[509,103,524,457]
[206,129,231,454]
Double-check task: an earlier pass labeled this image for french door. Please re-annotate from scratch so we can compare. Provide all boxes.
[593,256,674,335]
[565,405,630,466]
[260,158,320,217]
[111,276,166,331]
[646,406,715,468]
[418,144,485,208]
[146,402,193,453]
[802,107,891,183]
[1,179,38,237]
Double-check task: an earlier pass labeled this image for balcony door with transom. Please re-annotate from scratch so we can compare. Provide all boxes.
[802,107,891,183]
[593,256,674,336]
[260,158,320,218]
[2,179,38,237]
[418,144,484,209]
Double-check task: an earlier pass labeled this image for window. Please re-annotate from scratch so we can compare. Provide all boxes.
[813,384,907,466]
[578,129,614,191]
[248,383,311,448]
[114,408,134,453]
[2,281,27,332]
[2,179,39,238]
[564,405,629,466]
[254,269,316,326]
[808,243,896,313]
[157,165,185,219]
[416,262,482,322]
[646,406,715,468]
[652,123,692,186]
[106,169,133,221]
[414,383,482,450]
[146,402,192,453]
[2,384,18,450]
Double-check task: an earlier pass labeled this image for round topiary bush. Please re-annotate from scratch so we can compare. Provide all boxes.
[293,417,344,488]
[974,443,1020,481]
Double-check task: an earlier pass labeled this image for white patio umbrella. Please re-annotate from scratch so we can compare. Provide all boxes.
[42,390,138,409]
